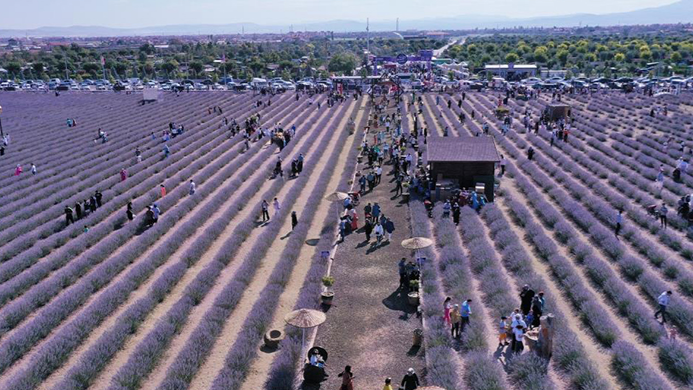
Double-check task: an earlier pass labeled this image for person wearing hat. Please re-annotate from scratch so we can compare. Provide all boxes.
[400,368,420,390]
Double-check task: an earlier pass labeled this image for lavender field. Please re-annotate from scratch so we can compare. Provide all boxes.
[0,91,369,390]
[409,89,693,390]
[1,87,693,390]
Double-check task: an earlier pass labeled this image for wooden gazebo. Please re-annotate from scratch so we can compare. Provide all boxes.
[426,137,500,201]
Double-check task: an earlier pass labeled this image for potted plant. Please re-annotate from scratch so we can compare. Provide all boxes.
[321,276,335,305]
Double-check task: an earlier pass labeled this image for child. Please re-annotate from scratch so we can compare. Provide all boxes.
[383,377,393,390]
[526,312,534,329]
[499,316,509,347]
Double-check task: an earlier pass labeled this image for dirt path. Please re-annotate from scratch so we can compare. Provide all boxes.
[236,99,367,390]
[87,100,337,390]
[314,101,425,390]
[33,99,322,390]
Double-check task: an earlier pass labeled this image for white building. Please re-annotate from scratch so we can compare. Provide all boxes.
[484,64,537,79]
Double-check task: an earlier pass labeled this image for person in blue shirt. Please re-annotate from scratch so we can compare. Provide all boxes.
[460,299,472,332]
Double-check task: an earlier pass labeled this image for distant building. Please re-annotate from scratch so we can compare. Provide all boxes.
[484,64,537,79]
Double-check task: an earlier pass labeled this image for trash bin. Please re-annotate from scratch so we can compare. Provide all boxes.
[413,328,423,346]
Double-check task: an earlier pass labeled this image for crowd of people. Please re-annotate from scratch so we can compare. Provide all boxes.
[64,189,104,232]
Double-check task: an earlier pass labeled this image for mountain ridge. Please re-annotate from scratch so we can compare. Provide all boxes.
[0,0,691,38]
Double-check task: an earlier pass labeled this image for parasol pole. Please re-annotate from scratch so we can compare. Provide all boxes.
[302,328,306,358]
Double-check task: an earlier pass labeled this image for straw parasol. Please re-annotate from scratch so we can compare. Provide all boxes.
[324,191,349,202]
[285,308,327,356]
[401,237,433,250]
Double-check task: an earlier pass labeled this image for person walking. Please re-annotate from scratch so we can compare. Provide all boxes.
[374,221,384,244]
[372,203,381,222]
[659,203,668,229]
[452,206,461,226]
[513,324,525,354]
[75,202,82,220]
[273,198,281,215]
[135,147,142,163]
[527,147,535,161]
[655,290,673,324]
[64,205,74,226]
[31,163,37,175]
[163,144,170,159]
[451,304,462,338]
[400,368,420,390]
[359,174,367,193]
[14,164,22,176]
[189,180,196,195]
[461,299,472,332]
[500,155,507,176]
[337,366,354,390]
[160,184,166,197]
[261,200,270,222]
[126,202,135,221]
[291,211,298,230]
[364,218,373,242]
[367,171,375,192]
[615,210,623,237]
[443,297,452,326]
[384,218,395,241]
[120,168,128,182]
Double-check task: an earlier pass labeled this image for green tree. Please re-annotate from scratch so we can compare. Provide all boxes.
[161,59,179,75]
[505,52,519,63]
[328,53,356,75]
[533,46,548,63]
[556,49,569,65]
[32,62,44,74]
[614,53,626,62]
[671,51,682,63]
[189,61,204,76]
[5,62,21,77]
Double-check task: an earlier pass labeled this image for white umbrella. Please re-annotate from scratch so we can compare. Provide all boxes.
[324,191,349,202]
[285,308,327,357]
[401,237,433,250]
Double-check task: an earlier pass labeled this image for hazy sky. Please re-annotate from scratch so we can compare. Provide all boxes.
[0,0,680,29]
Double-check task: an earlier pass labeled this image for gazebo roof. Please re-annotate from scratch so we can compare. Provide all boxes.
[547,102,571,108]
[426,137,501,163]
